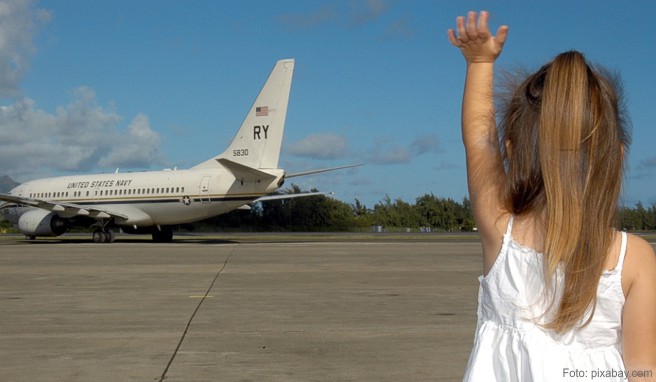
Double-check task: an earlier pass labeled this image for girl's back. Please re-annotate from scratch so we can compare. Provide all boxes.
[464,214,626,381]
[447,11,656,381]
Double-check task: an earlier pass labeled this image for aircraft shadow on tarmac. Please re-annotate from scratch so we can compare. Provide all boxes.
[2,235,239,245]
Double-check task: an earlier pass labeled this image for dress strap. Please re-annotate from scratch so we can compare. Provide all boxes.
[616,231,628,271]
[505,215,514,236]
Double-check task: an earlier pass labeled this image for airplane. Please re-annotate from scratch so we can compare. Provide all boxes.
[0,59,359,243]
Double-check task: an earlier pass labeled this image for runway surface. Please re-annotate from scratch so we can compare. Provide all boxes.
[0,234,483,381]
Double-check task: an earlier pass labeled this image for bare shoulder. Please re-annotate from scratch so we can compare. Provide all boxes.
[622,234,656,375]
[623,233,656,295]
[625,234,656,265]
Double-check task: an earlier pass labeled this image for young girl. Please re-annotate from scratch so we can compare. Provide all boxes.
[448,11,656,381]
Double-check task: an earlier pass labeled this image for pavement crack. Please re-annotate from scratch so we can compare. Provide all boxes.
[157,245,237,381]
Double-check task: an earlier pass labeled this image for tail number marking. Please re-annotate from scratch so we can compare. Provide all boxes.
[253,125,269,140]
[233,149,249,157]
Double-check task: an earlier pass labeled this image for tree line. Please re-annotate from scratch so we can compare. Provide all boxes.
[192,185,656,233]
[2,184,655,233]
[618,202,656,231]
[190,185,473,232]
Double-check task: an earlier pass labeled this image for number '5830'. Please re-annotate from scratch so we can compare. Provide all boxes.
[233,149,249,157]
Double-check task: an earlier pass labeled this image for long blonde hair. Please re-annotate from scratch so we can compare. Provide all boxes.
[498,51,630,333]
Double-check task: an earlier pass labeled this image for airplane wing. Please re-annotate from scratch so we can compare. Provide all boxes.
[0,193,128,220]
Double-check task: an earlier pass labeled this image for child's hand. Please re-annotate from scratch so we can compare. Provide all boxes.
[448,11,508,64]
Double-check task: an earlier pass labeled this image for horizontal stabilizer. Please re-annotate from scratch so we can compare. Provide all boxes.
[216,158,277,181]
[286,163,363,178]
[255,191,334,202]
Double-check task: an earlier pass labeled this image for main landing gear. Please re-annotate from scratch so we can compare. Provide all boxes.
[92,229,116,243]
[152,226,173,243]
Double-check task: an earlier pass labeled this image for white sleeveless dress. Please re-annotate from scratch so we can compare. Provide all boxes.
[463,216,627,381]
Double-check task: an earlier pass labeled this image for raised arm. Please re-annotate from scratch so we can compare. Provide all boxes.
[448,11,509,264]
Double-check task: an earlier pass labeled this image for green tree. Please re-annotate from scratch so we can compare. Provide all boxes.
[351,198,373,228]
[371,196,419,229]
[0,218,13,232]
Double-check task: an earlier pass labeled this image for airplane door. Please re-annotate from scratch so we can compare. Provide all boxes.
[199,176,211,203]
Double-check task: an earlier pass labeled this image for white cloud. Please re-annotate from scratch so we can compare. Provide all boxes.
[288,132,349,160]
[383,13,415,41]
[0,89,165,180]
[639,156,656,169]
[0,1,165,182]
[277,3,338,31]
[410,133,442,155]
[368,144,411,164]
[278,0,391,31]
[98,113,162,168]
[349,0,389,27]
[288,131,441,166]
[0,0,51,97]
[365,133,443,165]
[432,160,459,171]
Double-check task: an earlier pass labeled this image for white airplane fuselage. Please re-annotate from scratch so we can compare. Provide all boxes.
[4,167,284,227]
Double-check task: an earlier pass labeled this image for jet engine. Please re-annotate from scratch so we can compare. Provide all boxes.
[18,209,68,237]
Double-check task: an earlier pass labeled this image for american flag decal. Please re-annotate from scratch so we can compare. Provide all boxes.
[256,106,268,117]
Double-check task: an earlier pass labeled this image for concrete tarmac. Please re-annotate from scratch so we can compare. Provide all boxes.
[0,235,483,382]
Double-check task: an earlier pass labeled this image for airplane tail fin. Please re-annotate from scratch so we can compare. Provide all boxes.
[194,59,294,170]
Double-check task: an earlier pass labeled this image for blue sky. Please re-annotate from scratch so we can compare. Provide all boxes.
[1,0,655,208]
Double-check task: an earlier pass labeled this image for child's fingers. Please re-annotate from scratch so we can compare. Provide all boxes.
[477,11,491,38]
[447,29,461,47]
[466,11,477,39]
[496,26,509,46]
[456,16,467,42]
